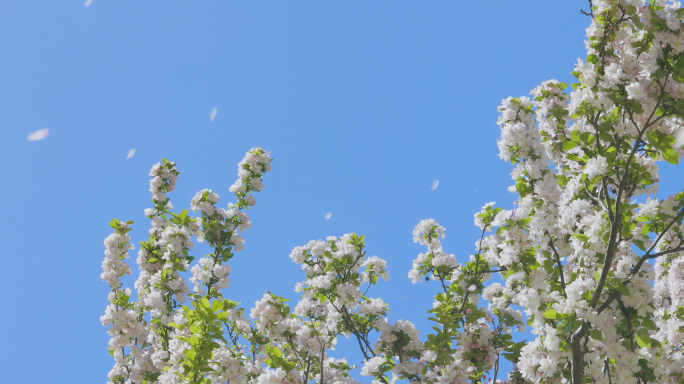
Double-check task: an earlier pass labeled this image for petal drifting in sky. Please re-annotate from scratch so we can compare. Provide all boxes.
[431,180,439,190]
[84,0,93,7]
[126,149,136,160]
[27,128,49,141]
[325,213,332,220]
[209,107,218,122]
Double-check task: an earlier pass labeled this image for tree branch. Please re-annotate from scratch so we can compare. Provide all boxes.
[547,237,568,299]
[580,0,594,17]
[644,209,684,256]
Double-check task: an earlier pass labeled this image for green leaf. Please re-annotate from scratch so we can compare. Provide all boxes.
[607,107,621,122]
[636,328,652,348]
[634,239,646,251]
[632,102,644,114]
[212,300,224,313]
[590,329,603,341]
[200,298,211,309]
[501,340,525,363]
[570,130,581,143]
[599,132,613,142]
[573,233,589,243]
[502,352,519,363]
[641,223,651,236]
[185,349,197,361]
[556,174,569,187]
[186,335,200,346]
[562,141,578,151]
[224,300,239,310]
[268,346,282,358]
[616,284,631,297]
[647,130,660,146]
[662,148,679,164]
[642,319,657,330]
[543,309,557,320]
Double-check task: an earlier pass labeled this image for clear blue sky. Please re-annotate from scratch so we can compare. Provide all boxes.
[5,2,678,383]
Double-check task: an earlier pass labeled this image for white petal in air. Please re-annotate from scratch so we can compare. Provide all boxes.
[84,0,93,6]
[126,149,136,160]
[325,213,332,220]
[27,128,49,141]
[209,107,218,122]
[431,180,439,190]
[675,129,684,147]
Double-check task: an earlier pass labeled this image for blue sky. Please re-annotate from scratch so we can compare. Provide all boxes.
[4,1,676,383]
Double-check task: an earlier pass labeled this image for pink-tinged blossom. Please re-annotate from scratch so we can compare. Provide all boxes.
[361,356,384,376]
[583,156,608,179]
[626,81,648,101]
[362,255,390,281]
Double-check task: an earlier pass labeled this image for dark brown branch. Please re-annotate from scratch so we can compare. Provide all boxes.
[580,0,594,17]
[547,237,568,299]
[644,209,684,256]
[646,245,684,260]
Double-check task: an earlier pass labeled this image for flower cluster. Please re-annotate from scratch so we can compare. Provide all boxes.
[101,150,274,384]
[230,147,272,208]
[148,158,179,208]
[101,220,134,291]
[409,219,457,283]
[100,219,156,384]
[189,148,272,298]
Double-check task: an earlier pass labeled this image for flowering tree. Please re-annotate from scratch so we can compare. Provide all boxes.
[101,1,684,383]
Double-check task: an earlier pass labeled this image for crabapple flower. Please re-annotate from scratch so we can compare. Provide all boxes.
[583,156,608,179]
[626,81,648,101]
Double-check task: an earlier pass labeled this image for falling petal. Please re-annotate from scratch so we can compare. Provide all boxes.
[431,180,439,190]
[675,129,684,147]
[84,0,93,6]
[325,213,332,220]
[27,128,49,141]
[126,149,136,160]
[209,107,218,122]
